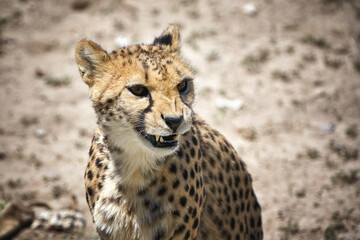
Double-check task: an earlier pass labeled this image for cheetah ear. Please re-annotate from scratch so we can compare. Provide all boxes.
[153,25,180,52]
[75,39,110,87]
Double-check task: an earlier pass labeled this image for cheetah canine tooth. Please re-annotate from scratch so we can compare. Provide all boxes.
[155,135,160,142]
[159,137,164,143]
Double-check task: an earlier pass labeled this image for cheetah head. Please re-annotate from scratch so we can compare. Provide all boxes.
[75,25,195,158]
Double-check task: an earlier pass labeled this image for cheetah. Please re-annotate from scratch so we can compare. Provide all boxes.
[75,25,263,240]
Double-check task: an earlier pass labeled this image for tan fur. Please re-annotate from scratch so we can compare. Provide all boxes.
[76,25,263,240]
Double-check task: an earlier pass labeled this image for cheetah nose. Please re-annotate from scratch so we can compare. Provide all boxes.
[163,115,184,132]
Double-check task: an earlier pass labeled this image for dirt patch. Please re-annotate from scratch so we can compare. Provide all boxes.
[0,0,359,239]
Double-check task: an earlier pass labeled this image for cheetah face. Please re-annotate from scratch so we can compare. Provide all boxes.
[75,25,195,156]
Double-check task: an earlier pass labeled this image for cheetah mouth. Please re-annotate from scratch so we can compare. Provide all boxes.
[141,133,180,148]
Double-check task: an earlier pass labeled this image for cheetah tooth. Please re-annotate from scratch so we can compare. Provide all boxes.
[159,136,164,143]
[155,135,160,142]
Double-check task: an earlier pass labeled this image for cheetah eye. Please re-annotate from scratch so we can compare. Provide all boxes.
[127,85,149,97]
[177,79,191,95]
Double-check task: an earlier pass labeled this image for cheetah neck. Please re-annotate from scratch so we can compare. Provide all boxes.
[98,124,170,187]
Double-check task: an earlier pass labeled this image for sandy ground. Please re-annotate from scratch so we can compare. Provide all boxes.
[0,0,360,239]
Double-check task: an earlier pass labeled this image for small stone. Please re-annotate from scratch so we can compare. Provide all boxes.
[34,68,45,78]
[215,97,243,111]
[313,79,324,86]
[322,124,336,134]
[71,0,90,11]
[114,36,130,48]
[0,152,6,160]
[242,3,258,16]
[35,129,46,138]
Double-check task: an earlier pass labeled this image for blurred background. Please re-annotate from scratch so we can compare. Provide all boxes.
[0,0,359,239]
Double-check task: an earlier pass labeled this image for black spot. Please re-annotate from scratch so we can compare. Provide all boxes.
[210,185,216,193]
[244,175,249,186]
[250,217,255,228]
[172,209,180,217]
[190,148,195,158]
[87,170,93,180]
[177,149,184,158]
[191,136,198,145]
[241,202,245,212]
[182,169,188,180]
[184,184,189,191]
[230,217,235,230]
[87,187,93,196]
[194,162,199,172]
[232,190,238,201]
[245,189,250,199]
[153,34,173,46]
[89,146,94,156]
[96,158,102,168]
[196,179,199,188]
[154,228,165,240]
[209,158,215,167]
[98,182,103,190]
[137,188,147,196]
[236,234,240,240]
[184,230,190,240]
[239,188,243,199]
[168,194,174,202]
[107,99,113,104]
[149,201,161,213]
[201,161,207,170]
[118,184,125,192]
[218,172,224,182]
[157,186,167,196]
[257,217,262,227]
[183,214,189,223]
[150,177,158,186]
[179,196,187,207]
[235,205,240,215]
[172,179,180,189]
[190,169,195,179]
[187,207,192,214]
[226,161,231,173]
[189,186,195,196]
[240,222,244,232]
[174,224,185,235]
[192,218,199,229]
[235,175,241,187]
[191,208,197,218]
[169,163,177,173]
[250,234,256,240]
[185,154,190,163]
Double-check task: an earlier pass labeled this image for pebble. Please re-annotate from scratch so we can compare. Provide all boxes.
[35,129,46,138]
[242,3,258,16]
[215,97,244,111]
[114,37,130,48]
[322,124,336,134]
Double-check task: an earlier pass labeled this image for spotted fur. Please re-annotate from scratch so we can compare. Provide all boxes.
[76,25,263,240]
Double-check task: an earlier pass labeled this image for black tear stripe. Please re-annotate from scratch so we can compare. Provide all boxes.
[145,72,149,82]
[135,95,154,134]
